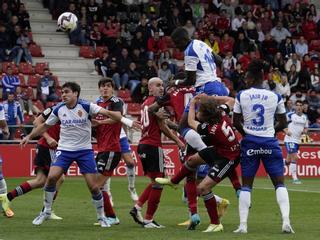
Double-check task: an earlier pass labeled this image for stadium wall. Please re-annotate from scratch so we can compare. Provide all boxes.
[1,144,320,178]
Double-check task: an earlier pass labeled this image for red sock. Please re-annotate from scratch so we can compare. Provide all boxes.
[136,183,152,208]
[7,182,32,201]
[228,169,241,191]
[102,191,116,218]
[185,179,197,215]
[171,164,194,184]
[145,187,163,220]
[203,192,219,224]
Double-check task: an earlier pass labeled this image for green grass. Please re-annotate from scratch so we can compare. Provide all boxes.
[1,177,319,240]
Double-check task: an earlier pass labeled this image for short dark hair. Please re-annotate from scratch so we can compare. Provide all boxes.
[198,98,222,124]
[296,100,303,105]
[246,59,265,84]
[62,82,81,98]
[171,27,189,43]
[98,78,115,88]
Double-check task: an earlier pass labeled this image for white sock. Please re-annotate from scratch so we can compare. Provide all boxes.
[239,190,251,228]
[0,178,7,194]
[103,178,111,195]
[289,162,298,180]
[276,187,290,224]
[214,194,222,204]
[92,192,105,219]
[126,165,135,189]
[43,189,55,213]
[184,129,207,151]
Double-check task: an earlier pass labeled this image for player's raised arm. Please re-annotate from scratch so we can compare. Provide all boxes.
[158,119,185,150]
[187,97,200,131]
[20,123,51,147]
[198,94,235,111]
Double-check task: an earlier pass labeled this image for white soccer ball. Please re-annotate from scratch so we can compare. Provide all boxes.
[57,12,78,32]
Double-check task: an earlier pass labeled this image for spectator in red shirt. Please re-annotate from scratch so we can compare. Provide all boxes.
[216,10,230,34]
[219,32,234,57]
[261,33,278,63]
[147,31,166,60]
[258,11,273,34]
[89,24,102,49]
[302,14,318,41]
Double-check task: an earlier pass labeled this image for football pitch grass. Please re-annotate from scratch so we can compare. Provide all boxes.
[1,177,319,240]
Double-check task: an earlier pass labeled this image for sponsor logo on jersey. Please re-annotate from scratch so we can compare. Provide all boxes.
[246,148,272,156]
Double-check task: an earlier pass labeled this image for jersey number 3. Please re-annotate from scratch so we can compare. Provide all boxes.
[251,104,265,126]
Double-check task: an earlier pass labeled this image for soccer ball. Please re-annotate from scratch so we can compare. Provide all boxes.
[57,12,78,32]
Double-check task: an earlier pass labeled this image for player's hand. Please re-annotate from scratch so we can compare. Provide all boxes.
[91,119,100,127]
[155,109,170,120]
[46,137,58,148]
[132,121,142,131]
[20,135,31,147]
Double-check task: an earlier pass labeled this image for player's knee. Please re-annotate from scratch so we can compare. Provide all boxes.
[46,175,59,186]
[197,184,209,196]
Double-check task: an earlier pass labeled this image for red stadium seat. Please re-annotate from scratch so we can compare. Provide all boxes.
[25,86,36,100]
[2,62,19,74]
[35,62,49,75]
[126,103,141,116]
[95,46,108,58]
[18,74,26,87]
[34,100,44,112]
[19,62,34,75]
[117,89,132,103]
[28,75,41,88]
[94,22,105,32]
[29,44,44,57]
[79,46,95,58]
[46,101,56,108]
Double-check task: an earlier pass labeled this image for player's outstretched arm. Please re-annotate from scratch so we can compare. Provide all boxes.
[187,97,200,131]
[233,113,246,136]
[169,71,196,88]
[33,113,57,148]
[20,123,51,147]
[198,94,235,110]
[158,119,185,150]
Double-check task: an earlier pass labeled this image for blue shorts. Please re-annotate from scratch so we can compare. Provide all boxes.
[240,135,284,178]
[120,137,131,154]
[184,81,229,113]
[197,164,209,178]
[285,142,299,154]
[53,149,97,174]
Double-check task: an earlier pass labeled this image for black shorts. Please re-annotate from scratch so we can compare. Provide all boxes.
[34,144,56,176]
[198,146,240,183]
[95,151,121,176]
[137,144,164,174]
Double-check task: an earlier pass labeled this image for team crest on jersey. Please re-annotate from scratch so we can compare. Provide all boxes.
[78,110,83,117]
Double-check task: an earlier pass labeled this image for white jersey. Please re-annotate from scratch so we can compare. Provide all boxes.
[120,127,127,139]
[234,87,286,137]
[46,99,102,151]
[184,39,219,87]
[284,113,308,144]
[0,103,5,121]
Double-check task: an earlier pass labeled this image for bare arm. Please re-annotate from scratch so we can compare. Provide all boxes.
[199,94,235,110]
[187,98,200,131]
[233,112,246,136]
[158,119,185,149]
[20,123,51,146]
[33,114,58,148]
[274,113,288,133]
[165,119,179,131]
[169,71,196,87]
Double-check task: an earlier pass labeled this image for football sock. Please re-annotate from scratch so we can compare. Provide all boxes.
[43,185,56,213]
[126,164,135,189]
[184,129,207,151]
[136,183,152,208]
[276,186,290,224]
[171,162,196,184]
[239,187,251,227]
[214,194,222,204]
[203,192,219,224]
[0,178,7,194]
[185,180,197,215]
[92,191,105,219]
[102,190,116,218]
[289,161,298,180]
[145,184,163,221]
[7,182,32,201]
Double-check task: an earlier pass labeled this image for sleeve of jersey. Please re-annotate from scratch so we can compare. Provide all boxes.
[184,56,199,71]
[45,111,59,126]
[276,97,286,114]
[196,123,210,135]
[89,103,103,115]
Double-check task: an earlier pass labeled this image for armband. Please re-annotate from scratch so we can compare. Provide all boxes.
[175,80,180,86]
